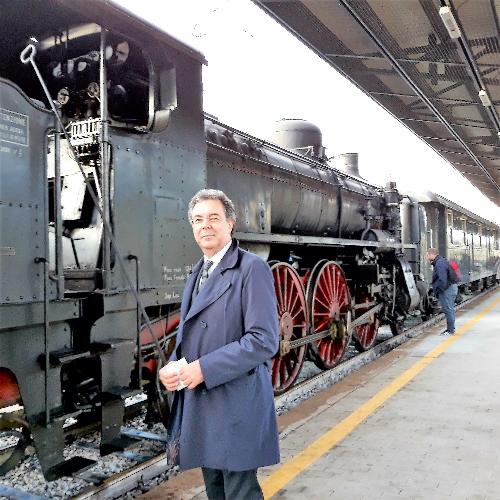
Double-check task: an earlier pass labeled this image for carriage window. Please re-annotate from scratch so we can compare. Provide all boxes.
[447,212,453,228]
[451,229,464,246]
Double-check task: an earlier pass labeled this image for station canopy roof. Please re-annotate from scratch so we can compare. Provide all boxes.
[255,0,500,206]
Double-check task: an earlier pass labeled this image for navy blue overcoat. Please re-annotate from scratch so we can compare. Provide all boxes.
[168,240,280,471]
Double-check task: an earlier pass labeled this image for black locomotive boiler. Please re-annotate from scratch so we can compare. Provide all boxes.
[0,0,498,481]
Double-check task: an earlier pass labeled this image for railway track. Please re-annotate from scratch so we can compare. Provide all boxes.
[56,285,496,500]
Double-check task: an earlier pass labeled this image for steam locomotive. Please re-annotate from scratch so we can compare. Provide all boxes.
[0,0,498,480]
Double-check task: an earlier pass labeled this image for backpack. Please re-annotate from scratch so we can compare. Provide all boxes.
[448,260,461,284]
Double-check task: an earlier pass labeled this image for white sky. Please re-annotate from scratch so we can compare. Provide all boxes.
[119,0,499,224]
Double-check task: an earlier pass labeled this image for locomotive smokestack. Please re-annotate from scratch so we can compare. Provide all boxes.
[272,119,326,160]
[338,153,361,178]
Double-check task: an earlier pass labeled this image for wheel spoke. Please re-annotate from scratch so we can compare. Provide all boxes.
[323,268,334,301]
[288,291,300,318]
[284,268,289,312]
[327,342,334,363]
[314,295,331,311]
[332,266,339,300]
[280,359,288,381]
[275,269,284,311]
[317,279,331,304]
[329,265,338,297]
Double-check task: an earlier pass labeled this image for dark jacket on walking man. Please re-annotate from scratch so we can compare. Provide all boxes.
[426,248,458,335]
[159,189,280,500]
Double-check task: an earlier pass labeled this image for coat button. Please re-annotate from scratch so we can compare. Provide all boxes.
[200,321,207,328]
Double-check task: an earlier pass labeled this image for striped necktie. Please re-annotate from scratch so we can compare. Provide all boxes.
[197,260,213,293]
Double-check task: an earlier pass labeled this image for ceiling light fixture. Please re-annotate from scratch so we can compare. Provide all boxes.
[439,6,461,39]
[478,89,492,107]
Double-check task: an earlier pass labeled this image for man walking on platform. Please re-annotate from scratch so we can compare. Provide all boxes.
[426,248,458,335]
[159,189,280,500]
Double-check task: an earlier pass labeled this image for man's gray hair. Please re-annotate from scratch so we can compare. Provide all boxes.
[188,189,237,223]
[427,247,438,256]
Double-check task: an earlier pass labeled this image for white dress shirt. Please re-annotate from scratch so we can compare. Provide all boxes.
[204,239,232,277]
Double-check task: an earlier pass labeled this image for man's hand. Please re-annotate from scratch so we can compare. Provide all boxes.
[179,359,204,390]
[159,362,180,392]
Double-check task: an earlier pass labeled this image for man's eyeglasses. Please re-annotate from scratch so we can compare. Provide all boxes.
[191,215,223,226]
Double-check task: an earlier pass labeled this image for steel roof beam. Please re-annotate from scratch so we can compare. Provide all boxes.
[445,0,500,133]
[326,52,499,69]
[338,0,499,193]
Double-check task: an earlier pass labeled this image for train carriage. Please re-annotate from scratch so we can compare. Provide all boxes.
[402,192,499,295]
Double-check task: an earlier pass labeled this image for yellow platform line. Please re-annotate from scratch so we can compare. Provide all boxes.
[263,294,500,499]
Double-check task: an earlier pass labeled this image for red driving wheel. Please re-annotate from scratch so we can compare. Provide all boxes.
[307,261,351,370]
[270,262,308,395]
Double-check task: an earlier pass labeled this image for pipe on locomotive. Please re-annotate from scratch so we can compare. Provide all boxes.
[19,40,168,367]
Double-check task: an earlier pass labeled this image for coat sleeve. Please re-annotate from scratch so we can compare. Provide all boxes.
[433,258,448,297]
[198,257,279,390]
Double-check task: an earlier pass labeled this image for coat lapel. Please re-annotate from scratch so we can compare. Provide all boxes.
[183,239,240,323]
[184,272,232,323]
[180,259,203,321]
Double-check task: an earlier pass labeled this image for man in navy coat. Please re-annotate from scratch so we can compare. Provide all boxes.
[159,189,280,499]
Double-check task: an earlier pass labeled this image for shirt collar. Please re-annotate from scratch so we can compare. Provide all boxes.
[204,239,232,273]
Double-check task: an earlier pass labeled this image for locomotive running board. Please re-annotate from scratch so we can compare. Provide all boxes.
[235,231,417,250]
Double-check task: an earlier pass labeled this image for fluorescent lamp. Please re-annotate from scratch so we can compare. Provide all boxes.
[439,6,461,39]
[478,89,492,107]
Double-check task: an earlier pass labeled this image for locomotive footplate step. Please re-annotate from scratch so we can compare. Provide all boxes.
[48,347,91,366]
[100,398,138,455]
[140,289,500,499]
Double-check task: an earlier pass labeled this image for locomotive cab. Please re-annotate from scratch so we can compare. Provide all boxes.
[2,14,183,291]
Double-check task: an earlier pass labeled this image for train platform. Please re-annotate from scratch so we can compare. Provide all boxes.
[141,288,500,499]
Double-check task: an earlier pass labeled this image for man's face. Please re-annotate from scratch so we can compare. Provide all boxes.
[426,252,436,263]
[191,199,234,257]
